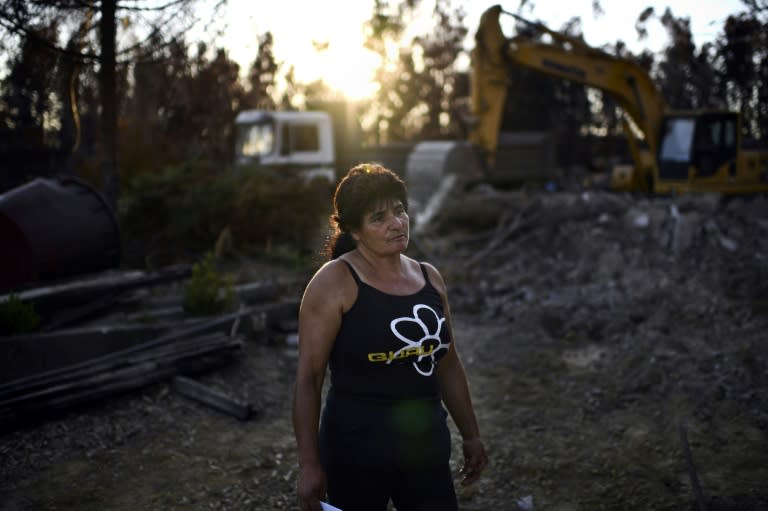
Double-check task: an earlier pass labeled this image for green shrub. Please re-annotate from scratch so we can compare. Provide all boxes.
[119,163,331,266]
[183,252,235,316]
[230,171,331,251]
[119,162,238,265]
[0,294,40,335]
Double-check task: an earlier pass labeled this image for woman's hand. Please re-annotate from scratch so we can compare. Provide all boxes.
[297,462,327,511]
[460,437,489,485]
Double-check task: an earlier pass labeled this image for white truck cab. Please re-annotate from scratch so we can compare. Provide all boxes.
[234,110,336,185]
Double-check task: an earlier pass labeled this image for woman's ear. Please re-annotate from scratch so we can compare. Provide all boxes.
[350,229,360,242]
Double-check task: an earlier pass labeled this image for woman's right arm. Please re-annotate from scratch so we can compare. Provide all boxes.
[292,261,348,511]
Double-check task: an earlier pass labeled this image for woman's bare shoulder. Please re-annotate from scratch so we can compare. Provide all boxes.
[418,259,447,294]
[303,258,357,308]
[305,258,348,288]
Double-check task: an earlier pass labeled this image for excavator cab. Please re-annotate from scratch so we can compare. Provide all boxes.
[656,112,742,192]
[658,113,738,180]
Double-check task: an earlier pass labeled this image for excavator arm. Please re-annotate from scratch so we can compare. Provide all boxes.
[470,5,666,189]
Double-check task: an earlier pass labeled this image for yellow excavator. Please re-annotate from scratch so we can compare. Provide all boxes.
[469,4,768,195]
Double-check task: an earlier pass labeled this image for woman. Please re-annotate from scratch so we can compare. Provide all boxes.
[293,163,488,511]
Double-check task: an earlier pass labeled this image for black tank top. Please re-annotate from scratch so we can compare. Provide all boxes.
[328,260,452,401]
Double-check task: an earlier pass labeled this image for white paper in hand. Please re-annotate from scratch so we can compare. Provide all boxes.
[320,501,343,511]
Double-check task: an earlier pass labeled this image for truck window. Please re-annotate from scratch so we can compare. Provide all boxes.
[237,124,274,158]
[280,123,320,156]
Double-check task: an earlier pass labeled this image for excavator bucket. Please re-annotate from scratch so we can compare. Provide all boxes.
[404,141,483,234]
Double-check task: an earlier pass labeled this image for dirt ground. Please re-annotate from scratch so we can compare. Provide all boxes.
[1,189,767,511]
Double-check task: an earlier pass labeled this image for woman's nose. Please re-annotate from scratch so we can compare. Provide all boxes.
[387,213,403,229]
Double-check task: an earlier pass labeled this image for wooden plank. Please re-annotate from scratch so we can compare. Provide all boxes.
[0,308,252,394]
[172,376,253,420]
[0,337,243,426]
[0,333,239,402]
[0,265,191,311]
[0,323,167,383]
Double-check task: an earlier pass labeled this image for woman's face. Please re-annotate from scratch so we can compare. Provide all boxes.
[351,198,409,255]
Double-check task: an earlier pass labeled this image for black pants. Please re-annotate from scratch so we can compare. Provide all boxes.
[319,391,458,511]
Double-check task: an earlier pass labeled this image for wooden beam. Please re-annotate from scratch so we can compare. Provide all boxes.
[172,376,254,421]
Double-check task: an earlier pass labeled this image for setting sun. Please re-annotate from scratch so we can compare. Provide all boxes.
[286,33,381,100]
[220,0,381,100]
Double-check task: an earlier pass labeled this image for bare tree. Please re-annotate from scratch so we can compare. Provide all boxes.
[363,0,470,143]
[0,0,228,203]
[99,0,118,205]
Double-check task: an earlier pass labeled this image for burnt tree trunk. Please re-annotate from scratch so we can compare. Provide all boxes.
[99,0,118,207]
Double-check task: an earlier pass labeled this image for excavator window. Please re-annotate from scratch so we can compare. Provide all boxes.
[692,115,737,178]
[658,117,695,179]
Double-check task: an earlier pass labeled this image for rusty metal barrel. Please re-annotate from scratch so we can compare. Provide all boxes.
[0,176,121,292]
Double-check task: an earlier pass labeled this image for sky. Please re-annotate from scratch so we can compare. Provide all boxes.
[213,0,747,100]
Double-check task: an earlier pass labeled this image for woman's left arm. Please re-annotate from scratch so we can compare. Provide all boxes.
[437,334,489,485]
[425,263,489,485]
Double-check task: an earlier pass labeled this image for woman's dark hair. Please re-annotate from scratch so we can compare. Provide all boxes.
[323,163,408,260]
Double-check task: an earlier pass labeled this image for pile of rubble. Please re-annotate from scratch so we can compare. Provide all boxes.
[428,188,767,315]
[420,188,768,509]
[429,188,768,417]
